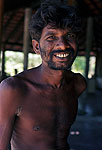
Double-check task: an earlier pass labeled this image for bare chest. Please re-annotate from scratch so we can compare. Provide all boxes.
[16,86,78,133]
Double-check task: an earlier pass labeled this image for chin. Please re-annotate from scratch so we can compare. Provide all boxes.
[48,56,76,71]
[48,63,72,71]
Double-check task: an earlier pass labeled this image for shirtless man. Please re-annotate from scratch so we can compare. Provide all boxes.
[0,0,87,150]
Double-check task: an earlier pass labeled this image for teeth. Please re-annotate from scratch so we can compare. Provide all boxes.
[56,53,69,58]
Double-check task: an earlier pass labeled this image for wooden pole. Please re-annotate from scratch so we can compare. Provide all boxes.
[1,48,5,76]
[95,51,102,77]
[0,0,4,47]
[23,8,32,70]
[0,0,4,77]
[85,17,93,79]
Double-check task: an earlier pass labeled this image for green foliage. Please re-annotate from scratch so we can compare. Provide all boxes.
[5,51,42,76]
[28,53,42,69]
[5,51,24,75]
[72,56,86,75]
[5,51,95,78]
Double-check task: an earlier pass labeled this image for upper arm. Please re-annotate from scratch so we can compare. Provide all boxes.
[74,73,87,97]
[0,78,19,149]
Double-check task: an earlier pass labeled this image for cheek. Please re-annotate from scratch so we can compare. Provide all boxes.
[70,43,77,53]
[41,42,55,54]
[46,42,55,51]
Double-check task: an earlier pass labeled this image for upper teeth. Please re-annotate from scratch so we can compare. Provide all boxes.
[56,53,69,58]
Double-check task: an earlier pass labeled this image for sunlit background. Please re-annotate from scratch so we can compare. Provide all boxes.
[4,51,96,78]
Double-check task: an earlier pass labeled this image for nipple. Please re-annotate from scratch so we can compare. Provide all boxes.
[33,126,40,131]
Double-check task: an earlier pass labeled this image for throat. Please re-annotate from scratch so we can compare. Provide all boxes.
[52,77,65,89]
[40,65,66,88]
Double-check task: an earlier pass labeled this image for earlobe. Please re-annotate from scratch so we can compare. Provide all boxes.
[32,40,40,54]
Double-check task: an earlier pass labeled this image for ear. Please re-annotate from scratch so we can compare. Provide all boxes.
[32,40,40,55]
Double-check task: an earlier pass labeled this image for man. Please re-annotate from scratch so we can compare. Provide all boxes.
[0,0,87,149]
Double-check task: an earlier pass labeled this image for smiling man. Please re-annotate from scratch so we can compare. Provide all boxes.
[0,0,87,150]
[37,25,77,71]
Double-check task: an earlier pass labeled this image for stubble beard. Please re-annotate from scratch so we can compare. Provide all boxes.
[48,56,76,70]
[40,46,77,71]
[48,51,77,70]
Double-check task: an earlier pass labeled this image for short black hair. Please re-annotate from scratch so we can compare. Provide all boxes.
[29,0,81,41]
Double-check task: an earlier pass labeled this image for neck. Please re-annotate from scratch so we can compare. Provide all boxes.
[39,64,66,88]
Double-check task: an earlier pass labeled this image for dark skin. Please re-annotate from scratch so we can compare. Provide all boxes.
[0,25,87,150]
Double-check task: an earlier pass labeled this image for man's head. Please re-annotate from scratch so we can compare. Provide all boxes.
[29,0,81,41]
[29,0,81,70]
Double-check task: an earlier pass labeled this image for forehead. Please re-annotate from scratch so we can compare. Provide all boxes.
[41,25,71,37]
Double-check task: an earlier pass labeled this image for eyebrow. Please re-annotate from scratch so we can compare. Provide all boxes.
[43,31,75,38]
[44,31,56,38]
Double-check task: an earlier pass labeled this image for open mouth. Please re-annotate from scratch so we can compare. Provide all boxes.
[54,53,70,59]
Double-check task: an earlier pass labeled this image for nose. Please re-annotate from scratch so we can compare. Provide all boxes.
[55,37,69,50]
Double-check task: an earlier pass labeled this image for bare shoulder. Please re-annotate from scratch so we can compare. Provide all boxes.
[73,72,87,97]
[73,72,86,85]
[14,67,39,83]
[0,73,27,92]
[0,76,18,91]
[0,70,29,106]
[0,76,21,101]
[0,67,38,92]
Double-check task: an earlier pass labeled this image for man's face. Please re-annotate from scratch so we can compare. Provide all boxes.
[39,25,78,70]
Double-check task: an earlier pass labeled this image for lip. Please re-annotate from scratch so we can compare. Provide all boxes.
[53,52,71,60]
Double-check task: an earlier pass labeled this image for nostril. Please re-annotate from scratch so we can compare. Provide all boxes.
[56,40,65,46]
[56,42,68,50]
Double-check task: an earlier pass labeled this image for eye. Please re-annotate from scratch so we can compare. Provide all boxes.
[67,33,76,41]
[46,35,57,41]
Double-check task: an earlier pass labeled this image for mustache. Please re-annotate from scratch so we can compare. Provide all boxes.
[50,48,74,56]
